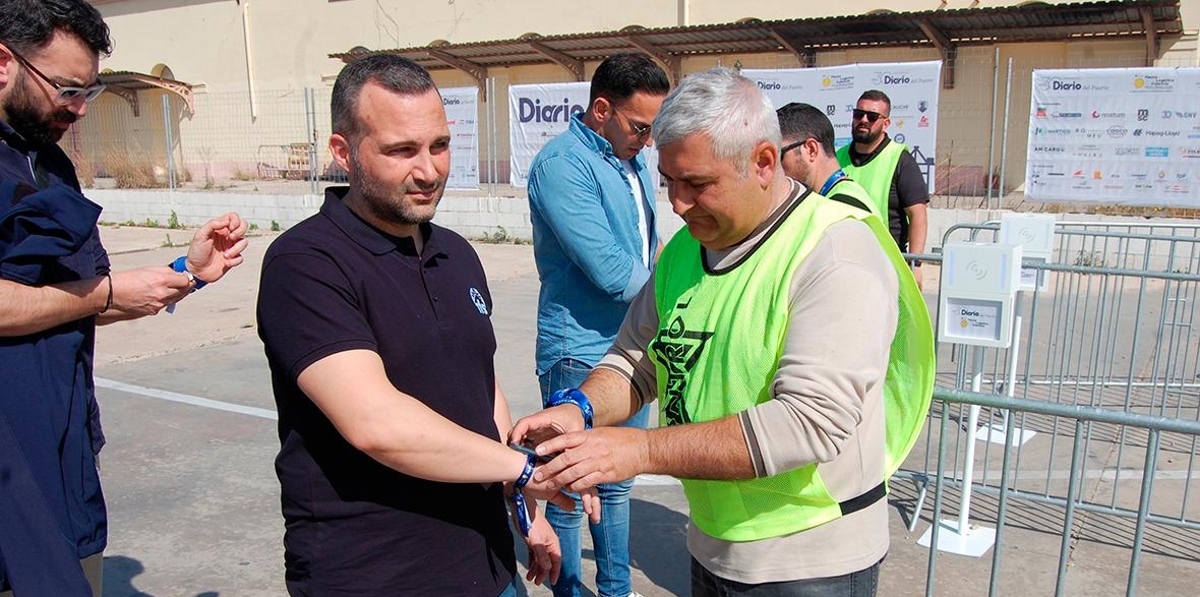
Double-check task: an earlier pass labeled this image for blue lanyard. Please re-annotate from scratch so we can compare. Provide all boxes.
[819,169,846,196]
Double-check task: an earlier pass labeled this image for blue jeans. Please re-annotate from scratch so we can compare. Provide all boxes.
[690,557,882,597]
[540,358,651,597]
[495,578,519,597]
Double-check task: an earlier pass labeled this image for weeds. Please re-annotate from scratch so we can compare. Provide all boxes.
[104,148,164,189]
[168,210,181,230]
[475,226,530,245]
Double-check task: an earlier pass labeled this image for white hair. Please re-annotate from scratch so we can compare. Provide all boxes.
[651,67,781,175]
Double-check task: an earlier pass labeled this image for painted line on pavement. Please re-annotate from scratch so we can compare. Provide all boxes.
[95,377,278,420]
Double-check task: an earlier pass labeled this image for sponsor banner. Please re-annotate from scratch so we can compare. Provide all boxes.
[1026,68,1200,206]
[442,87,480,190]
[743,60,941,193]
[507,81,659,188]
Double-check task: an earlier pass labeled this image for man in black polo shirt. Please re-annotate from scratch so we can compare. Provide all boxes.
[258,55,570,597]
[0,2,249,596]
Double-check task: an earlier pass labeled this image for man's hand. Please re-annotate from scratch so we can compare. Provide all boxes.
[186,212,249,283]
[521,497,562,586]
[509,404,587,448]
[109,267,192,316]
[534,427,650,494]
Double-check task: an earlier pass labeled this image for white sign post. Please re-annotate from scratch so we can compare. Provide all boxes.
[442,87,480,190]
[1025,67,1200,207]
[920,242,1022,557]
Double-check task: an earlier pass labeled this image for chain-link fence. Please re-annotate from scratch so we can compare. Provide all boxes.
[60,40,1199,200]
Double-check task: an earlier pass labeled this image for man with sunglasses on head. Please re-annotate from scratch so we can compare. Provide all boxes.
[836,90,929,288]
[526,52,669,597]
[0,2,247,595]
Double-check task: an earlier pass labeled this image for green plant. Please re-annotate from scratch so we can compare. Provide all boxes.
[270,220,282,232]
[168,210,181,230]
[249,222,260,231]
[98,220,115,226]
[142,219,160,228]
[122,219,137,227]
[161,234,187,248]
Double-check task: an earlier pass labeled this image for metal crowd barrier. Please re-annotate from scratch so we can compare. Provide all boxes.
[893,221,1200,595]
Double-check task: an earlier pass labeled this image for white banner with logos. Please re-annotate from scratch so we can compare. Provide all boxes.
[1025,68,1200,206]
[508,81,659,188]
[442,86,480,190]
[743,60,942,193]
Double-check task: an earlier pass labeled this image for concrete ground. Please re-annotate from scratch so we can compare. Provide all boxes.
[90,224,1200,597]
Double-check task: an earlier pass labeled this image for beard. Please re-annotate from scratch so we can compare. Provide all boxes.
[349,146,445,228]
[3,74,77,148]
[851,124,882,145]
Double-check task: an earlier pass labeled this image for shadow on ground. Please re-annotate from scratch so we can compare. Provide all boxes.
[104,556,218,597]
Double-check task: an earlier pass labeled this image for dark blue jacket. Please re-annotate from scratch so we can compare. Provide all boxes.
[0,120,108,595]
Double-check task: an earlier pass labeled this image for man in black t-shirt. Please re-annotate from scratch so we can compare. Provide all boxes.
[836,89,930,289]
[257,55,571,597]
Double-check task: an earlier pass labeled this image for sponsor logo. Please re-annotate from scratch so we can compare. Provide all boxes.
[1034,126,1074,136]
[918,116,930,128]
[517,97,585,124]
[895,133,907,144]
[1103,184,1125,191]
[891,103,910,113]
[1032,145,1066,153]
[1052,80,1083,91]
[1175,111,1199,119]
[1143,130,1181,138]
[1035,105,1048,118]
[756,81,781,90]
[872,74,911,85]
[1129,172,1149,180]
[1179,148,1200,159]
[826,104,837,116]
[1137,109,1149,122]
[1114,147,1140,156]
[1107,125,1128,138]
[1073,169,1085,178]
[1146,147,1170,158]
[1166,183,1191,194]
[1093,171,1103,180]
[893,119,905,130]
[918,100,928,113]
[443,97,462,106]
[1189,133,1200,139]
[1134,182,1154,190]
[1091,110,1125,119]
[1133,75,1176,92]
[1053,112,1084,119]
[821,75,855,90]
[1072,145,1103,158]
[1159,170,1168,179]
[1162,110,1174,120]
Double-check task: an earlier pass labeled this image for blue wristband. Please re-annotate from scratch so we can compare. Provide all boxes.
[170,256,207,290]
[546,388,593,430]
[513,452,536,490]
[511,489,532,537]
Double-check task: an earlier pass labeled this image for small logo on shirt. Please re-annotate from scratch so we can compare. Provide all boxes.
[470,288,488,315]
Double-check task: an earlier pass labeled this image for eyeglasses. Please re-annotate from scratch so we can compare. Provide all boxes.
[611,105,652,139]
[852,109,886,123]
[780,139,807,156]
[10,50,106,105]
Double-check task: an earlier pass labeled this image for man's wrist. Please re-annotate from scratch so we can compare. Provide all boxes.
[170,256,207,290]
[546,388,593,430]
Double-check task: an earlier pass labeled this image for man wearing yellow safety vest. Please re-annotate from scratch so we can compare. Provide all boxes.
[778,102,876,218]
[512,68,935,597]
[836,90,930,289]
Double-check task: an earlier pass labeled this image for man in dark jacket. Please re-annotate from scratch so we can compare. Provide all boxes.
[0,2,248,594]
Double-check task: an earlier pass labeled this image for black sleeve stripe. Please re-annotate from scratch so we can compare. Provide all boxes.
[826,192,872,214]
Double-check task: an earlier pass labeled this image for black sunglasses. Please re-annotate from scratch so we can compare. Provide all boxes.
[852,109,886,123]
[780,139,807,155]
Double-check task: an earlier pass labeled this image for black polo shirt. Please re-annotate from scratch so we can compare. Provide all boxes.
[257,187,515,597]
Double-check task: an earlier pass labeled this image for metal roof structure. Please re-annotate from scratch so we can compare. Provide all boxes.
[330,0,1182,94]
[99,70,195,115]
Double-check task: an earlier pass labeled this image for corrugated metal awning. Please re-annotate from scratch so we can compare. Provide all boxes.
[330,0,1182,93]
[98,70,195,115]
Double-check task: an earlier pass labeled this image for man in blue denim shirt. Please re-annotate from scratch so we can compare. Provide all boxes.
[526,53,669,597]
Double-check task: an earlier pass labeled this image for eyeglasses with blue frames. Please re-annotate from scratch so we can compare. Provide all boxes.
[610,104,652,139]
[9,49,106,105]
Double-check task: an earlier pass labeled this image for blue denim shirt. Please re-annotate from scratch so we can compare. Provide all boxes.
[528,113,658,374]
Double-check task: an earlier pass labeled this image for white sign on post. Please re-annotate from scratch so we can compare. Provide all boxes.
[1025,67,1200,207]
[938,243,1022,349]
[442,86,480,190]
[743,61,942,193]
[1000,213,1056,292]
